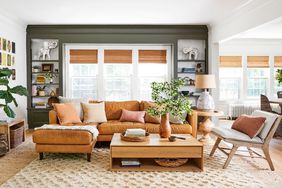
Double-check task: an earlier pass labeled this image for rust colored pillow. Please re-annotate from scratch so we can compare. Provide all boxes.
[53,103,82,125]
[141,101,161,124]
[119,109,145,123]
[231,115,266,138]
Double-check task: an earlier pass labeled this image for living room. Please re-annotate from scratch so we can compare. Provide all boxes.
[0,0,281,187]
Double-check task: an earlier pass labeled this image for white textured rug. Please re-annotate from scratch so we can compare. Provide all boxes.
[1,148,264,188]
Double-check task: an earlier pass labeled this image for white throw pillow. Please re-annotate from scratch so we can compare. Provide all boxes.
[81,102,107,123]
[169,112,187,124]
[58,96,88,120]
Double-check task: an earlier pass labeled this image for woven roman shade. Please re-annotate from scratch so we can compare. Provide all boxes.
[247,56,269,68]
[70,49,98,64]
[274,56,282,67]
[139,50,167,63]
[219,56,242,67]
[104,50,132,63]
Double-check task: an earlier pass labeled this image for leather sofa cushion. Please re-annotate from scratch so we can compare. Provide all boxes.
[98,120,192,135]
[33,129,93,145]
[104,101,140,120]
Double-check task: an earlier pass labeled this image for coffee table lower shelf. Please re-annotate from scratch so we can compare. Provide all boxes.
[111,158,203,172]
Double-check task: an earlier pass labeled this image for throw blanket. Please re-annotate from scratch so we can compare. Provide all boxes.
[35,124,99,138]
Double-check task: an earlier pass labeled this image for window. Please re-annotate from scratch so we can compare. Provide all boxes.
[247,68,269,98]
[104,64,132,100]
[219,68,242,100]
[66,45,171,101]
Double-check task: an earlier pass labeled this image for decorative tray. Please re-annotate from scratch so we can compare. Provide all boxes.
[120,132,150,142]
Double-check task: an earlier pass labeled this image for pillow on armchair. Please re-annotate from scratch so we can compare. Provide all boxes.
[231,115,266,138]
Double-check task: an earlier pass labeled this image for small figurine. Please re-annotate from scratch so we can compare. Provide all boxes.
[38,41,58,60]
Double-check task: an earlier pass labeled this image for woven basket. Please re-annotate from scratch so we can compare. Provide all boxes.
[10,125,24,148]
[154,158,188,167]
[120,132,150,142]
[0,133,8,156]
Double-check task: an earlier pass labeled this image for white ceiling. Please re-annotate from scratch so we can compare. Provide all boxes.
[0,0,254,25]
[233,17,282,39]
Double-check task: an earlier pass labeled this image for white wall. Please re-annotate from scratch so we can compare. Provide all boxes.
[0,14,27,124]
[216,38,282,115]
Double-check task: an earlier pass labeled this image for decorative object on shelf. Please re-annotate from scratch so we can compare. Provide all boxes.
[0,133,8,156]
[181,91,189,96]
[54,68,59,72]
[48,96,59,108]
[183,77,195,86]
[195,74,216,111]
[44,71,57,84]
[154,158,188,167]
[147,79,192,138]
[36,75,45,84]
[34,102,47,109]
[275,69,282,86]
[36,86,46,96]
[38,41,58,60]
[196,63,203,73]
[50,90,56,96]
[182,67,195,73]
[120,131,150,142]
[0,68,28,118]
[41,64,54,72]
[32,66,40,72]
[182,47,199,60]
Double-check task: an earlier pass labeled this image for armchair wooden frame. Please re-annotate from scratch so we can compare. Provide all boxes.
[210,116,281,171]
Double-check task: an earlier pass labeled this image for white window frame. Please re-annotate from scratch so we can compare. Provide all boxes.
[64,44,172,100]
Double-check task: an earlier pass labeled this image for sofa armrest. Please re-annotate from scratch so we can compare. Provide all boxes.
[49,110,59,124]
[187,111,198,138]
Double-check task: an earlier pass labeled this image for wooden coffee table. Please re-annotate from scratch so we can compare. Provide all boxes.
[110,133,203,171]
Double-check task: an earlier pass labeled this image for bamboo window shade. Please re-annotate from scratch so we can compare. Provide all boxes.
[247,56,269,68]
[139,50,167,63]
[274,56,282,67]
[104,50,132,63]
[219,56,242,67]
[70,49,98,64]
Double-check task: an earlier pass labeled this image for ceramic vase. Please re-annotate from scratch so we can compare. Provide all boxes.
[160,113,171,138]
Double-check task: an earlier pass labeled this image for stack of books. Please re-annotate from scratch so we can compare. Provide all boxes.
[125,129,146,137]
[121,159,141,167]
[34,102,47,109]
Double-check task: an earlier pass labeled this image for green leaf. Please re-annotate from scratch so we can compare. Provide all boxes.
[0,68,12,78]
[3,105,15,118]
[10,86,28,96]
[0,79,9,85]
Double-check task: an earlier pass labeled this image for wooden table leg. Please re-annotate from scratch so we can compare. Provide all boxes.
[198,116,214,143]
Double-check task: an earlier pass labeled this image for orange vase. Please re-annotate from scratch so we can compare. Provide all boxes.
[160,113,171,138]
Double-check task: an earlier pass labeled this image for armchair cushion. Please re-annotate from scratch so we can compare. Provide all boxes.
[251,110,278,140]
[212,126,263,144]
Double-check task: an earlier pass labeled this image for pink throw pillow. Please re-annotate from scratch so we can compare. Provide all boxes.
[231,115,266,138]
[120,109,145,123]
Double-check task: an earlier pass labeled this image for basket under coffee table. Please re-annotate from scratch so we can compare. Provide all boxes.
[110,133,204,171]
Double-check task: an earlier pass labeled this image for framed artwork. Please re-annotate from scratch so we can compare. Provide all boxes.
[12,69,16,80]
[2,38,6,51]
[7,54,11,66]
[0,52,2,65]
[41,64,54,72]
[7,40,11,53]
[11,56,15,66]
[0,38,2,50]
[2,53,7,66]
[12,42,15,53]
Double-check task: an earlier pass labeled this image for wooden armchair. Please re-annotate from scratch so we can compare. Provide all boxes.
[210,110,281,170]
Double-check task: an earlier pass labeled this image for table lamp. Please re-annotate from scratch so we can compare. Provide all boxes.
[195,74,216,111]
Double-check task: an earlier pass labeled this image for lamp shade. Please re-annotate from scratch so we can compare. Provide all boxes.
[195,74,216,89]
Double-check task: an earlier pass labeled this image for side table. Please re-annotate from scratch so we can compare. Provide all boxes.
[192,109,223,142]
[0,119,25,151]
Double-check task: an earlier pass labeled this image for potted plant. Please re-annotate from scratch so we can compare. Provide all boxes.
[37,86,46,96]
[147,79,192,138]
[44,71,57,83]
[0,68,28,118]
[276,69,282,85]
[32,66,40,73]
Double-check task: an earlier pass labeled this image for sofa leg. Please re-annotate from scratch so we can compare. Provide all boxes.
[39,153,43,160]
[87,153,91,162]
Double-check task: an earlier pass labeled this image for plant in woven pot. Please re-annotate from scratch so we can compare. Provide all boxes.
[0,68,28,118]
[147,79,192,138]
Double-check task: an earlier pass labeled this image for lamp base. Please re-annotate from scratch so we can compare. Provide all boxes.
[196,90,215,111]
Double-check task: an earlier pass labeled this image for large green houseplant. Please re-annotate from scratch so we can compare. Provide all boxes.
[0,68,28,118]
[147,79,192,138]
[276,69,282,86]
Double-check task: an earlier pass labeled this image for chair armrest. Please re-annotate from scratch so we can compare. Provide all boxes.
[187,111,198,138]
[49,110,59,124]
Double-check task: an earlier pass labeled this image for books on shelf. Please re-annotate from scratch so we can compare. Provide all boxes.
[121,159,141,167]
[34,102,47,109]
[125,128,146,137]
